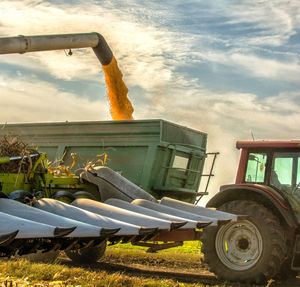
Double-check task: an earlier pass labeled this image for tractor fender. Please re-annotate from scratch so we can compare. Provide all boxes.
[206,184,298,229]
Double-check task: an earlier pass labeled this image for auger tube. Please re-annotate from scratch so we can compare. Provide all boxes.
[0,32,113,65]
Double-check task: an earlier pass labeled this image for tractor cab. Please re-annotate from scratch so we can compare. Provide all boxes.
[236,141,300,221]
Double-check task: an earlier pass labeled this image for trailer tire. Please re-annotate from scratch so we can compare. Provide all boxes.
[65,241,106,264]
[201,200,286,284]
[73,191,96,201]
[53,190,75,203]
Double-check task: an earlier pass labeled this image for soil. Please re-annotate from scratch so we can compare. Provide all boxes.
[60,250,300,287]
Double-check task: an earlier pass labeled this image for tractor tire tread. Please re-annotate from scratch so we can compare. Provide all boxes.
[201,200,286,284]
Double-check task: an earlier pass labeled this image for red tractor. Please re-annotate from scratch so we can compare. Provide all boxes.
[202,141,300,284]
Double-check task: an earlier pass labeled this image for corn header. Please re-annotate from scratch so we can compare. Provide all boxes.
[0,150,235,262]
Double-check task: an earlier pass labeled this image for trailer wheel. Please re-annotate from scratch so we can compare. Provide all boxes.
[53,190,75,203]
[201,200,286,284]
[73,191,96,201]
[65,241,106,264]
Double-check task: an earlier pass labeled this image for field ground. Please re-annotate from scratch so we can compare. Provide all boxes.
[0,242,299,286]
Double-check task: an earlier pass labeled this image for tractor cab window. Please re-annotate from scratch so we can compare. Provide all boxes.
[272,152,300,221]
[271,153,294,192]
[271,152,300,192]
[297,157,300,184]
[245,153,267,183]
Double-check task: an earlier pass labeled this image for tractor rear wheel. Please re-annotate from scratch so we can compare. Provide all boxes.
[201,200,286,284]
[65,241,106,264]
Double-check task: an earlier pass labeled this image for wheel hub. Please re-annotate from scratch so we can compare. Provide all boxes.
[237,237,249,251]
[215,219,263,271]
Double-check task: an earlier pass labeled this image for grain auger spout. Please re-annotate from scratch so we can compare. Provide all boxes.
[0,32,112,65]
[0,32,133,120]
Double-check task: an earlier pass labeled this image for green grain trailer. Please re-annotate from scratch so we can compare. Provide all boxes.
[0,119,209,203]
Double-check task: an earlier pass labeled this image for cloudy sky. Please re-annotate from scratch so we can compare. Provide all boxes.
[1,0,300,203]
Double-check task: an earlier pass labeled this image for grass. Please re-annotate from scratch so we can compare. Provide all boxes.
[106,241,204,267]
[110,241,202,254]
[0,258,227,287]
[0,242,231,287]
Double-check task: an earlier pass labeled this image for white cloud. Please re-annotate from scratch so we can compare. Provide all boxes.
[222,0,300,46]
[191,48,300,82]
[133,78,296,138]
[0,74,110,122]
[230,53,300,81]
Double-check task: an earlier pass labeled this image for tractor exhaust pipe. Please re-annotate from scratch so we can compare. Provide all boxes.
[0,32,113,65]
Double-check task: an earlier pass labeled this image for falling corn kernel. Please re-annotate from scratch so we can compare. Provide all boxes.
[102,56,134,120]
